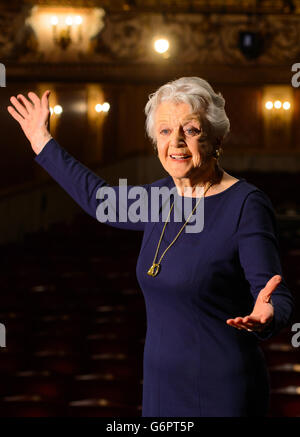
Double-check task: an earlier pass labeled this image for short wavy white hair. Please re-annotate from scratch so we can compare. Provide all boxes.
[144,76,230,150]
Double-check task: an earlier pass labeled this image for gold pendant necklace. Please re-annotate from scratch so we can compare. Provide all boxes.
[147,182,214,277]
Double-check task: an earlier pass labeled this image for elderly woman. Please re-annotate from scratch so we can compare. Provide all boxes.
[7,77,294,417]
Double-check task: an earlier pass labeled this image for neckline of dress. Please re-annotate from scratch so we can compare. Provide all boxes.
[170,178,246,200]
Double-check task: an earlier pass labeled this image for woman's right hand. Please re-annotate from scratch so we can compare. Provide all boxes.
[7,90,53,155]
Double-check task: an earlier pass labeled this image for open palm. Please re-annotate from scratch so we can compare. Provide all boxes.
[7,90,52,154]
[226,274,281,332]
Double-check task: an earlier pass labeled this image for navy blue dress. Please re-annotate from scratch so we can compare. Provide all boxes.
[35,139,295,417]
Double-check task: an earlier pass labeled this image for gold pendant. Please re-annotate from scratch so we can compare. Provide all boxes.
[147,263,160,277]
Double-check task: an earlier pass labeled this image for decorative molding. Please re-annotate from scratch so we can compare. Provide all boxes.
[88,13,300,65]
[23,0,300,15]
[0,4,34,59]
[1,10,300,66]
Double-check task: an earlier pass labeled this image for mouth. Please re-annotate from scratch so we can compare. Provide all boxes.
[169,154,192,161]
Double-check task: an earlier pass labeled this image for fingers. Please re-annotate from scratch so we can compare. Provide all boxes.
[8,90,49,121]
[17,94,33,113]
[242,315,262,325]
[27,91,41,106]
[7,105,25,124]
[41,90,51,109]
[226,316,271,332]
[227,317,250,330]
[227,320,260,331]
[260,275,282,303]
[9,96,28,118]
[242,315,270,329]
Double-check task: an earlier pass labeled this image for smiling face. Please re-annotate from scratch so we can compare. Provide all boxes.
[154,101,213,185]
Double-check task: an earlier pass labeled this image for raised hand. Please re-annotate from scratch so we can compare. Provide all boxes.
[226,274,282,332]
[7,90,52,155]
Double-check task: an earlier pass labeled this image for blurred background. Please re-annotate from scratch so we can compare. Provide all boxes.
[0,0,300,417]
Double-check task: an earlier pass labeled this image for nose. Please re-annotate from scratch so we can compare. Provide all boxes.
[169,127,185,147]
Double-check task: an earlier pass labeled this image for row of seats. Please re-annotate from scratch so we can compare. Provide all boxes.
[0,209,299,416]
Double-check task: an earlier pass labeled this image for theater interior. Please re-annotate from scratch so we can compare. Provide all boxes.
[0,0,300,417]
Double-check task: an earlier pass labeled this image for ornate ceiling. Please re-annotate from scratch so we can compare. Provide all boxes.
[0,1,299,82]
[21,0,300,14]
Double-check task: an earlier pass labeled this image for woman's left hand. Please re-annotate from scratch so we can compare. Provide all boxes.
[226,274,282,332]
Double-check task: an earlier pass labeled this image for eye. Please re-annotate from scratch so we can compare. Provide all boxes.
[160,128,170,135]
[184,127,201,136]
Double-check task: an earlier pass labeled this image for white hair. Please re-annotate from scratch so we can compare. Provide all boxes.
[144,76,230,148]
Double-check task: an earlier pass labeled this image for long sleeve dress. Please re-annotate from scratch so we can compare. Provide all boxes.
[34,138,295,417]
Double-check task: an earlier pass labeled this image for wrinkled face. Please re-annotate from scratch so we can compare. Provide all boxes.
[154,101,209,180]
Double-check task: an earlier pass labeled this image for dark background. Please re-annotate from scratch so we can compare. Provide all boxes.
[0,0,299,417]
